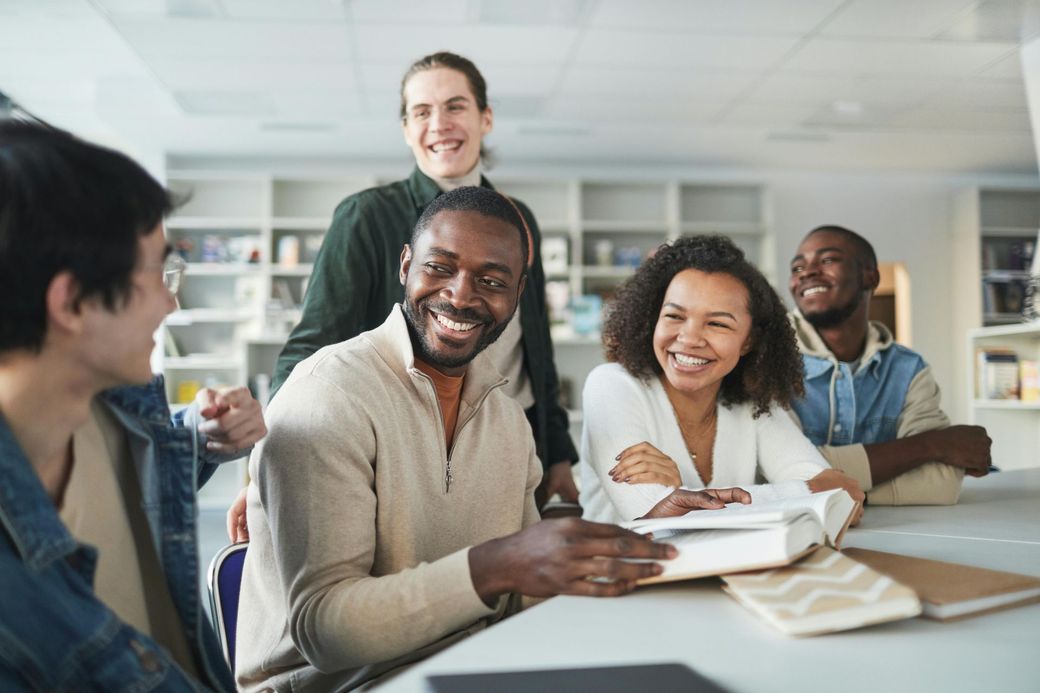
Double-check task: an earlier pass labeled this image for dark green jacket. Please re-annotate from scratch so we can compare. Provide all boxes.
[271,167,578,470]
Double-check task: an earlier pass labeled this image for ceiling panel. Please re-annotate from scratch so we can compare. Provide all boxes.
[719,102,823,127]
[820,0,976,39]
[891,107,1032,131]
[591,0,845,34]
[109,17,352,62]
[924,78,1030,109]
[575,30,799,69]
[558,66,759,100]
[546,95,721,123]
[349,0,471,25]
[268,89,365,118]
[355,25,578,67]
[745,74,955,107]
[219,0,348,21]
[938,0,1040,42]
[979,48,1027,78]
[148,59,356,91]
[784,37,1017,76]
[362,63,563,97]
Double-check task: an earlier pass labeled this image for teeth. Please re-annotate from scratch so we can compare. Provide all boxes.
[803,286,827,296]
[673,353,709,366]
[436,314,477,332]
[431,142,461,153]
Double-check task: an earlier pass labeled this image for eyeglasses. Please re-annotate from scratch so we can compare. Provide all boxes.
[163,254,186,297]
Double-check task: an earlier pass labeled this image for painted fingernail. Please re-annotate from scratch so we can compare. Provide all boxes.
[652,563,664,574]
[615,454,622,460]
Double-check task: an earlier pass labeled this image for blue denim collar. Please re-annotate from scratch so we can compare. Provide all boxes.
[802,350,884,381]
[0,413,79,570]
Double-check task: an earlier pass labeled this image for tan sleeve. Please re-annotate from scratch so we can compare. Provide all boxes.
[523,442,543,529]
[817,444,873,490]
[867,366,962,506]
[256,375,495,672]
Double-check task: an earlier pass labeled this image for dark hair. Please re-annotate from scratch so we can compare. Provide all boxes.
[0,121,173,353]
[603,235,804,417]
[412,186,529,278]
[399,51,492,165]
[807,225,877,270]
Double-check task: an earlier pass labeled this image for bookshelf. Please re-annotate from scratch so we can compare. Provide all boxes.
[977,190,1039,326]
[162,170,773,495]
[966,321,1040,471]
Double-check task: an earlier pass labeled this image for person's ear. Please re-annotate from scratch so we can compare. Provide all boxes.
[864,264,881,293]
[399,244,413,286]
[481,105,494,137]
[45,271,85,336]
[516,274,527,301]
[740,337,752,357]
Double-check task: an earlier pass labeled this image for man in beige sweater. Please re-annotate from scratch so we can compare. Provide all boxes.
[788,225,992,505]
[236,186,745,691]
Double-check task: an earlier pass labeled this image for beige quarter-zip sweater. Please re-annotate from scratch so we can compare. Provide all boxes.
[236,306,542,692]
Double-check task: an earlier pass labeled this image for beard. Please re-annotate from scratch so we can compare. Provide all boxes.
[402,296,513,370]
[802,290,865,329]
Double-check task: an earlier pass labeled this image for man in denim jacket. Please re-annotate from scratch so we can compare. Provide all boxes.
[788,225,991,505]
[0,122,264,690]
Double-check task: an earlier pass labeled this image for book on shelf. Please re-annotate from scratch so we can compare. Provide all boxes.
[622,489,858,585]
[975,348,1019,399]
[1020,360,1039,402]
[843,548,1040,621]
[721,547,921,637]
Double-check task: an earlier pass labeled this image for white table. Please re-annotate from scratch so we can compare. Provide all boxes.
[378,469,1040,693]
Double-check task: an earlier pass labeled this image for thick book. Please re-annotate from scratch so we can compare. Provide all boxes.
[622,489,858,585]
[721,547,921,636]
[427,663,728,693]
[843,548,1040,621]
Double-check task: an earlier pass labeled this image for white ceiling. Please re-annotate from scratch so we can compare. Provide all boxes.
[2,0,1040,174]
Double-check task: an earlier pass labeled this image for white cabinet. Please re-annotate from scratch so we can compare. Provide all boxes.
[966,322,1040,471]
[495,178,773,441]
[163,170,773,489]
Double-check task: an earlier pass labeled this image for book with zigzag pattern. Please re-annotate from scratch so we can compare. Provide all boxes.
[721,547,922,636]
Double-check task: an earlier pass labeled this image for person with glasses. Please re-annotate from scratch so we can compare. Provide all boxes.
[0,121,265,690]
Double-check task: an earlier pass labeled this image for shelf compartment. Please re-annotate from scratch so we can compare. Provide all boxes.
[581,182,668,224]
[272,178,371,218]
[680,184,763,225]
[972,399,1040,410]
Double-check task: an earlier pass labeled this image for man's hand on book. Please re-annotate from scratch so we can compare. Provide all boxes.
[467,519,676,605]
[808,470,865,525]
[640,487,752,520]
[608,442,682,488]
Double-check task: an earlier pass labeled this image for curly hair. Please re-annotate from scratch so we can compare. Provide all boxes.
[603,235,804,417]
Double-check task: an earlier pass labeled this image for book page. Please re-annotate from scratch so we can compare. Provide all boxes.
[625,489,852,543]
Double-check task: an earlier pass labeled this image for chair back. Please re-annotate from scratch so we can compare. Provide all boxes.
[207,542,248,668]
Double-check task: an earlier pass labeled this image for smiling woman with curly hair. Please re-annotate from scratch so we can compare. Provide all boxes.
[580,235,863,523]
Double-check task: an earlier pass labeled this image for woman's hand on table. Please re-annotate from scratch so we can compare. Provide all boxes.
[609,441,682,488]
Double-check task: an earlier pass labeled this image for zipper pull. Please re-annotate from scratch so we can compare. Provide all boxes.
[445,460,453,493]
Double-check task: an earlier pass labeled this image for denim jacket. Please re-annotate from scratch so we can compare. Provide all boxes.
[790,314,927,447]
[0,376,235,692]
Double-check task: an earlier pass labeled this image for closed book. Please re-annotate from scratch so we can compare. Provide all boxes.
[843,548,1040,621]
[721,547,921,636]
[622,489,857,585]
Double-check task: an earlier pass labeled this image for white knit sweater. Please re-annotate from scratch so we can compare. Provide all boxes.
[580,363,829,524]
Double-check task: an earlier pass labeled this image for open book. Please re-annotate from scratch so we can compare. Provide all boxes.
[622,489,858,585]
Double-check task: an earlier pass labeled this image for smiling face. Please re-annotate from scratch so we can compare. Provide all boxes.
[401,67,493,180]
[652,269,752,399]
[79,224,177,387]
[789,230,878,329]
[399,209,525,375]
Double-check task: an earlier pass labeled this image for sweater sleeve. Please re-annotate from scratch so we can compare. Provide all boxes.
[255,374,495,671]
[271,196,375,395]
[751,404,828,499]
[581,366,674,521]
[866,367,964,506]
